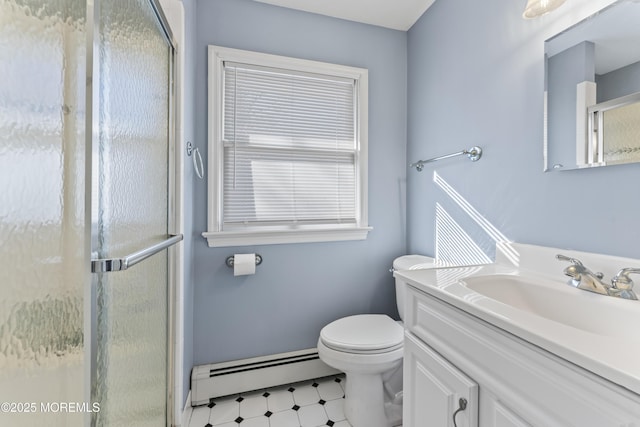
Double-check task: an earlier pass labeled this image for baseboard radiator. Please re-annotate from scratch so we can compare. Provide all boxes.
[191,348,340,406]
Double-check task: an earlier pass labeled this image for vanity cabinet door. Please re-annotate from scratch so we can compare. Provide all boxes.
[480,391,533,427]
[404,332,478,427]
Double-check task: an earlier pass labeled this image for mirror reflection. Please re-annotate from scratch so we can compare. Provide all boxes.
[544,0,640,171]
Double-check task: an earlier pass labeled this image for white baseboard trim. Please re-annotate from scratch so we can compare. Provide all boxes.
[191,348,339,406]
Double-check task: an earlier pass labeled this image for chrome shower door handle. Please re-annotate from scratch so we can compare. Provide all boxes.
[91,234,183,273]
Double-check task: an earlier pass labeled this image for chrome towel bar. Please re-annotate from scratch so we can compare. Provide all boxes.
[410,146,482,171]
[91,234,183,273]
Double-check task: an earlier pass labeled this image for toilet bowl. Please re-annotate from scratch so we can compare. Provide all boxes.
[318,314,403,427]
[317,255,435,427]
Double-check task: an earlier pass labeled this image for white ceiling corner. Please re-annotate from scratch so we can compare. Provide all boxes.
[251,0,436,31]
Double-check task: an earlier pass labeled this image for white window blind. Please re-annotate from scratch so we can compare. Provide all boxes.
[222,62,358,226]
[205,45,370,247]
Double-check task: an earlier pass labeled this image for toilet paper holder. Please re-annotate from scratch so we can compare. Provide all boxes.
[225,254,263,268]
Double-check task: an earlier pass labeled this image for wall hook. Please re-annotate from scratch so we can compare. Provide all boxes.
[187,141,204,179]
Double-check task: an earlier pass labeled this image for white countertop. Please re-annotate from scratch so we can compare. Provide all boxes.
[395,262,640,397]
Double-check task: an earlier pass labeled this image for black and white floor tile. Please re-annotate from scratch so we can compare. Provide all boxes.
[187,375,352,427]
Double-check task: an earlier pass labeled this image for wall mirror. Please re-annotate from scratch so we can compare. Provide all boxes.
[544,0,640,171]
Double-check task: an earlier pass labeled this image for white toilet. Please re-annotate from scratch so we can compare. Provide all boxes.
[317,255,434,427]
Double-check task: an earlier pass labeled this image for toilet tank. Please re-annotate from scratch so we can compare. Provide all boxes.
[393,255,435,321]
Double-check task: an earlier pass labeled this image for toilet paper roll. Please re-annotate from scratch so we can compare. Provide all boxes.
[233,253,256,276]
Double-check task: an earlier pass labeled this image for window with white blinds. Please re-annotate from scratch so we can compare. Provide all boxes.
[205,46,371,247]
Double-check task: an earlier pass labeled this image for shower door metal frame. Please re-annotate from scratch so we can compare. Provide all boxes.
[84,0,179,425]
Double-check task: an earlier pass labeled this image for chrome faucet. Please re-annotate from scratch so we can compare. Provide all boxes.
[556,254,609,295]
[556,254,639,300]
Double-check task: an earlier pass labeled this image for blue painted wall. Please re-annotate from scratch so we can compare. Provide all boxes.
[407,0,638,261]
[597,60,640,102]
[193,0,408,365]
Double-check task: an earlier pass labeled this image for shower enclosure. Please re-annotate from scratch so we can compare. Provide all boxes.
[0,0,180,425]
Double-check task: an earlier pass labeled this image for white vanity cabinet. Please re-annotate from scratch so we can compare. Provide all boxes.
[403,283,640,427]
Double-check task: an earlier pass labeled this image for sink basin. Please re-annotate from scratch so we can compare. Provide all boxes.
[460,274,638,339]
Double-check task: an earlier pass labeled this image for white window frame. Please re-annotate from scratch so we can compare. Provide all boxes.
[203,45,371,247]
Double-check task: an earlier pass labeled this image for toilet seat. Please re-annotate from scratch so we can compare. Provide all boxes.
[320,314,403,354]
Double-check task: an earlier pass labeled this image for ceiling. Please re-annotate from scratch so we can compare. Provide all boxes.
[252,0,437,31]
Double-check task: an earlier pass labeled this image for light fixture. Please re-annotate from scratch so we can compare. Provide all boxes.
[523,0,567,19]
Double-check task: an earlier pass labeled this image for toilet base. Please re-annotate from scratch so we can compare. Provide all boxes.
[344,371,391,427]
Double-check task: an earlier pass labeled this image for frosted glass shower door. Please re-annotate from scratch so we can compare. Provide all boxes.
[1,0,178,425]
[89,0,178,425]
[0,0,87,426]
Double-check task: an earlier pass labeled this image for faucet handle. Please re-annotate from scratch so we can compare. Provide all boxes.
[555,254,583,266]
[611,268,640,300]
[556,254,587,281]
[612,268,640,291]
[556,254,604,280]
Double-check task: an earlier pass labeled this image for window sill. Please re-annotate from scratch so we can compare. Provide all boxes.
[202,227,372,247]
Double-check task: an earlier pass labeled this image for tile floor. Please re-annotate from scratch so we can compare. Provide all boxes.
[187,375,352,427]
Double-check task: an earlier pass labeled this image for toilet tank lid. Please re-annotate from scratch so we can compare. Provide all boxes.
[393,254,435,271]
